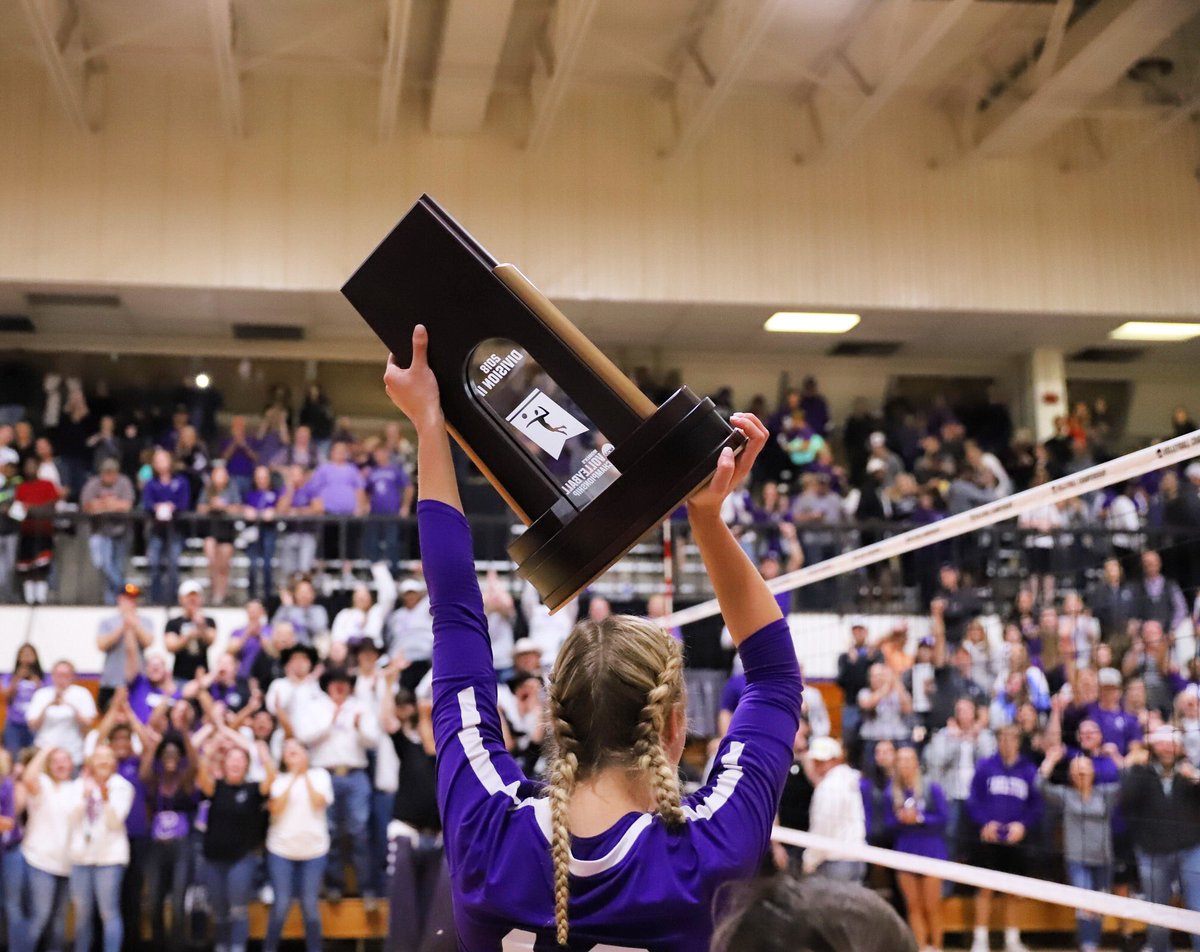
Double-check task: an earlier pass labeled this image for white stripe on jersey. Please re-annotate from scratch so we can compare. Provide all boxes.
[683,740,745,821]
[522,800,655,878]
[458,686,521,801]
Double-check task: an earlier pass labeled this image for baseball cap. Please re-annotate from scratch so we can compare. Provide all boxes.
[918,636,935,649]
[398,578,427,595]
[178,580,204,598]
[809,737,843,762]
[118,583,141,600]
[1097,667,1122,688]
[0,448,18,467]
[513,638,542,657]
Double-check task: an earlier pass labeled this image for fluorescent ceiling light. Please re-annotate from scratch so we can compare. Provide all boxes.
[1109,321,1200,342]
[765,311,861,333]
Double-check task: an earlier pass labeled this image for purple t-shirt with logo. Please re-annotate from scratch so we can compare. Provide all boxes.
[244,488,279,513]
[1085,702,1143,754]
[128,674,181,723]
[420,500,803,950]
[0,776,22,850]
[308,462,364,515]
[365,464,410,514]
[1,673,44,727]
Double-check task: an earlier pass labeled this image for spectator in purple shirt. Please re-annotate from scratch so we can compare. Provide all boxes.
[308,441,367,572]
[142,448,191,605]
[278,464,318,583]
[361,445,412,571]
[227,599,272,681]
[243,465,281,600]
[1,747,26,952]
[1087,667,1145,756]
[966,724,1042,952]
[3,643,44,754]
[220,415,258,496]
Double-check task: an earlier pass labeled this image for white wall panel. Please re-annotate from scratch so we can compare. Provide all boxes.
[1,64,1199,318]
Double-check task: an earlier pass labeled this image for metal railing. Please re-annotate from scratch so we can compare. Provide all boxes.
[10,509,1200,611]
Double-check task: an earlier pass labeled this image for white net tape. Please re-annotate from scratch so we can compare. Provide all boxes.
[663,428,1200,629]
[772,827,1200,936]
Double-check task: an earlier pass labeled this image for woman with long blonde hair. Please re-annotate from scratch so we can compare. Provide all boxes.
[382,327,802,949]
[884,746,949,952]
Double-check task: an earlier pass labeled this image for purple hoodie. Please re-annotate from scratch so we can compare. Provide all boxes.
[967,753,1042,834]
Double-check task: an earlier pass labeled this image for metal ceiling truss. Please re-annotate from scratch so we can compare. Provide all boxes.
[18,0,99,132]
[527,0,601,151]
[667,0,788,158]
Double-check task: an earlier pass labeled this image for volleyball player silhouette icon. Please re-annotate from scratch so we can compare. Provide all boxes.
[506,388,587,459]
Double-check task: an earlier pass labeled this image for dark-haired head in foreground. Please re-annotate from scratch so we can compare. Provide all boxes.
[712,874,918,952]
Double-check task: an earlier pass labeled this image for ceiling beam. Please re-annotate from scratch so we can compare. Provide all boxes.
[824,0,974,156]
[18,0,94,132]
[378,0,412,140]
[1105,87,1200,166]
[429,0,518,135]
[974,0,1198,156]
[526,0,601,151]
[668,0,787,158]
[205,0,243,137]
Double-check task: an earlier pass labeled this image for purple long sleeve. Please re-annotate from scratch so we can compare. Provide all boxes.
[420,499,806,950]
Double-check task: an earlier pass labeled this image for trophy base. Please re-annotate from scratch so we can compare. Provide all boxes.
[508,387,745,612]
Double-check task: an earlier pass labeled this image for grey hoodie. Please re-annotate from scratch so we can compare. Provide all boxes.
[1036,775,1118,866]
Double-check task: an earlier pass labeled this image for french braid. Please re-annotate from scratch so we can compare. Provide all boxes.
[632,644,685,826]
[549,699,581,946]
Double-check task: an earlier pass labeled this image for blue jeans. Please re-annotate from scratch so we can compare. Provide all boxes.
[361,522,402,570]
[1136,845,1200,952]
[813,860,866,883]
[3,849,27,952]
[88,534,129,605]
[70,864,124,952]
[368,788,394,896]
[146,835,190,949]
[1066,861,1112,947]
[265,852,324,952]
[145,531,182,605]
[25,864,68,952]
[247,528,276,601]
[327,770,373,897]
[206,853,257,952]
[3,720,33,757]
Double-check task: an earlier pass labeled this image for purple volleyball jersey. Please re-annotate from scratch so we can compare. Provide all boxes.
[420,500,803,951]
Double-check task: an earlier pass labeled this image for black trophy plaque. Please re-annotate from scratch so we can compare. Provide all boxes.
[342,195,744,611]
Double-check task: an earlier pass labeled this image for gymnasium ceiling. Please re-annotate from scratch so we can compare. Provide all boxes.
[2,0,1199,362]
[1,0,1198,151]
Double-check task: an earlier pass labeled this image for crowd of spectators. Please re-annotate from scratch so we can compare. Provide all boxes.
[753,558,1200,952]
[3,369,1200,614]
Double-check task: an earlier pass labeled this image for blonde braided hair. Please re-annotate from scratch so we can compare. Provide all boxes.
[546,615,685,946]
[632,648,685,825]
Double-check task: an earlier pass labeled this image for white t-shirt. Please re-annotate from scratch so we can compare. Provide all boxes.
[23,778,80,876]
[266,769,334,861]
[28,685,97,765]
[68,774,134,867]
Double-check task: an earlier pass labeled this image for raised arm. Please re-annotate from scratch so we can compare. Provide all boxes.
[686,414,780,644]
[383,325,461,513]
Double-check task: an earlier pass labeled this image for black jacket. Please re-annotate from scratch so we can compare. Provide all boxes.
[1118,764,1200,854]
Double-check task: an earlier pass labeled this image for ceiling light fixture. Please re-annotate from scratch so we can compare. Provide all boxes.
[195,373,211,389]
[765,311,861,333]
[1109,321,1200,342]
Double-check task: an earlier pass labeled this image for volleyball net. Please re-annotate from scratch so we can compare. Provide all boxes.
[661,428,1200,942]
